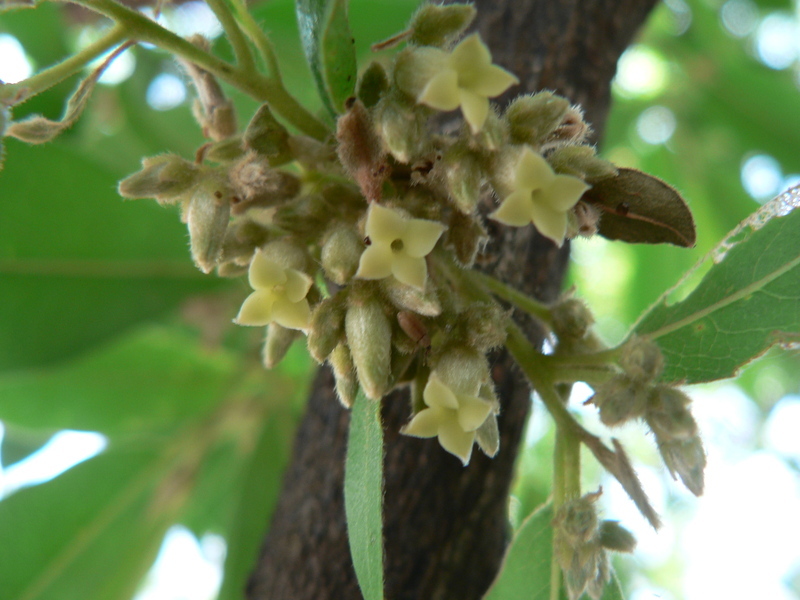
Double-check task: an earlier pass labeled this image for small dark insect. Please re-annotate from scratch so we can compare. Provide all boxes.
[616,201,630,216]
[364,236,372,246]
[213,190,223,200]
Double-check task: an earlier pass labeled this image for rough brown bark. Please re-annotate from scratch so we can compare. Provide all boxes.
[247,1,659,599]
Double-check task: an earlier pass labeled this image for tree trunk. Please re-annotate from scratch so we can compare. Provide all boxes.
[247,1,659,598]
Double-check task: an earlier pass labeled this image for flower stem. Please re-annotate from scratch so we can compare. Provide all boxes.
[471,270,554,328]
[228,0,283,81]
[205,0,256,74]
[2,24,127,104]
[57,0,331,140]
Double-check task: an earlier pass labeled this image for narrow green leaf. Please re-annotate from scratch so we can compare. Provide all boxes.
[296,0,358,116]
[634,192,800,383]
[484,503,625,600]
[344,388,384,600]
[0,447,170,600]
[584,168,697,247]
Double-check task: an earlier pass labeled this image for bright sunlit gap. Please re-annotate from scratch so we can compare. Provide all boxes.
[147,73,188,110]
[755,12,799,70]
[0,34,33,84]
[636,105,677,145]
[0,423,107,499]
[741,153,783,201]
[134,525,225,600]
[720,0,759,38]
[613,45,670,98]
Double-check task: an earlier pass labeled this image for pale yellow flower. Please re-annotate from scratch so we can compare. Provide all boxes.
[417,34,518,133]
[489,147,590,246]
[356,203,445,291]
[234,250,312,330]
[401,373,493,465]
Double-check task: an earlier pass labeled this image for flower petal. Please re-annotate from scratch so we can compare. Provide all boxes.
[456,394,493,432]
[365,203,407,240]
[489,190,533,227]
[437,420,475,466]
[283,268,313,303]
[529,197,569,247]
[391,252,427,290]
[271,296,311,330]
[450,34,492,73]
[249,251,287,290]
[424,375,460,410]
[468,64,518,97]
[515,148,555,191]
[356,244,394,280]
[403,219,445,257]
[234,290,275,326]
[546,175,591,211]
[401,407,444,438]
[418,70,460,112]
[459,88,489,133]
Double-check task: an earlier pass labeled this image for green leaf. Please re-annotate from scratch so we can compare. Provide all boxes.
[0,141,226,370]
[584,168,696,247]
[217,406,297,600]
[634,195,800,384]
[344,388,385,600]
[0,446,172,600]
[0,325,240,435]
[484,503,625,600]
[296,0,358,116]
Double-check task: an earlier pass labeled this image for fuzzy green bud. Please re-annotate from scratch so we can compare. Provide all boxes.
[658,435,706,496]
[598,520,636,553]
[118,155,199,204]
[203,136,245,163]
[547,145,617,183]
[434,348,489,395]
[185,177,232,273]
[243,103,291,163]
[307,296,347,363]
[619,335,664,383]
[506,92,570,147]
[409,3,476,47]
[259,239,311,273]
[647,385,698,440]
[374,94,428,163]
[552,297,595,343]
[329,343,357,408]
[357,61,389,108]
[263,323,300,369]
[452,303,508,352]
[229,153,300,214]
[321,224,363,285]
[445,211,488,267]
[440,145,482,213]
[593,375,648,427]
[345,295,392,400]
[381,277,442,316]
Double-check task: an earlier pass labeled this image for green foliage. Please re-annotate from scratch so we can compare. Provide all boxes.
[296,0,358,116]
[635,198,800,384]
[344,389,385,600]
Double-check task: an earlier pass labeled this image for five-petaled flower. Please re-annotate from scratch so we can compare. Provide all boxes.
[234,250,313,330]
[489,147,590,247]
[416,33,518,134]
[356,203,445,291]
[401,373,493,465]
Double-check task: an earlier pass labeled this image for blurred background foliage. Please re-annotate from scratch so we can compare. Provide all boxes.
[0,0,798,599]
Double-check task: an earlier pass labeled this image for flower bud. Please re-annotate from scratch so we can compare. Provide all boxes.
[440,145,482,213]
[592,375,648,427]
[598,520,636,553]
[345,294,392,400]
[394,46,449,101]
[547,145,617,183]
[263,323,300,369]
[243,103,291,164]
[336,98,388,202]
[453,303,508,352]
[321,224,363,285]
[229,153,300,214]
[445,211,488,267]
[328,343,357,408]
[647,385,698,440]
[505,91,570,147]
[658,435,706,496]
[307,296,347,363]
[259,239,310,273]
[381,277,442,316]
[118,155,199,204]
[408,3,476,47]
[374,94,428,163]
[357,61,389,108]
[551,297,595,342]
[568,200,601,239]
[619,336,664,383]
[203,136,245,163]
[185,177,232,273]
[434,348,489,395]
[545,105,590,147]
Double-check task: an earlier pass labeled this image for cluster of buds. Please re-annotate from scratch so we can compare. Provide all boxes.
[117,3,619,465]
[553,490,636,600]
[591,336,707,495]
